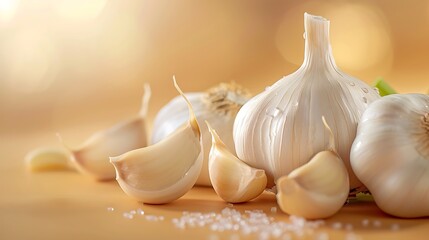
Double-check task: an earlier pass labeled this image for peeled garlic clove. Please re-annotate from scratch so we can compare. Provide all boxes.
[110,79,202,204]
[206,121,267,203]
[351,94,429,218]
[276,117,349,219]
[59,84,151,181]
[25,147,73,172]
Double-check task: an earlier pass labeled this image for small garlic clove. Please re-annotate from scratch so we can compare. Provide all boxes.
[25,147,73,172]
[206,121,267,203]
[276,117,349,219]
[58,84,151,181]
[110,78,203,204]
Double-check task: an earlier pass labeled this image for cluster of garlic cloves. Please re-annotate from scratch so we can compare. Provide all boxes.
[58,84,151,181]
[110,79,203,204]
[206,121,267,203]
[276,117,349,219]
[152,82,250,186]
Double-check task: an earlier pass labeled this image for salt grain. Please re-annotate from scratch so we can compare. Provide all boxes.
[137,209,145,215]
[123,213,133,219]
[361,219,369,227]
[171,207,324,239]
[107,207,114,212]
[271,207,277,213]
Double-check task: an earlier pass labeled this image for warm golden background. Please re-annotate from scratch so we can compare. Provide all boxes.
[1,0,429,140]
[1,2,429,239]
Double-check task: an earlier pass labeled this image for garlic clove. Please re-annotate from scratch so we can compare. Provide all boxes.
[25,147,73,172]
[58,84,151,181]
[276,117,349,219]
[206,121,267,203]
[110,78,203,204]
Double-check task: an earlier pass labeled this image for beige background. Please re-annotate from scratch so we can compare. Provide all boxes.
[1,1,429,239]
[1,0,429,140]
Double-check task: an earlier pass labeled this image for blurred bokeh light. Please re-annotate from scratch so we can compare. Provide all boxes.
[0,0,428,139]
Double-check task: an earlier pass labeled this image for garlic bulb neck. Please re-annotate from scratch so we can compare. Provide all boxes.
[203,82,251,116]
[302,13,336,69]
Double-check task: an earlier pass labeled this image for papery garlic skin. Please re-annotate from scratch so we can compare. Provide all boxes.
[110,79,202,204]
[59,84,151,181]
[351,94,429,218]
[152,83,250,186]
[233,13,380,189]
[276,117,349,219]
[206,121,267,203]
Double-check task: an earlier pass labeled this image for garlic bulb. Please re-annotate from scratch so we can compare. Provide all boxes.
[277,117,349,219]
[59,84,151,181]
[351,94,429,218]
[206,121,267,203]
[110,79,202,204]
[233,13,380,189]
[152,82,250,186]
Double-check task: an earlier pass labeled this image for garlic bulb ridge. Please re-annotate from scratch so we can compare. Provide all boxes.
[233,13,380,189]
[152,82,250,186]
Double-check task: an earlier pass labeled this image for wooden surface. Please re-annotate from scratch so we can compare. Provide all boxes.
[1,131,428,240]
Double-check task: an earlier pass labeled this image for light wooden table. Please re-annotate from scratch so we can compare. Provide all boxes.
[1,131,428,240]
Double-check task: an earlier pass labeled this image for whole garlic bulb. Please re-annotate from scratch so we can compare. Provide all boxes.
[351,94,429,218]
[152,82,250,186]
[233,13,380,189]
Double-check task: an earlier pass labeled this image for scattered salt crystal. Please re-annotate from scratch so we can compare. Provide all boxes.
[271,207,277,213]
[227,203,234,207]
[137,209,145,215]
[130,210,137,215]
[171,207,324,239]
[107,207,114,212]
[361,219,369,227]
[390,223,400,231]
[123,213,133,219]
[331,222,342,230]
[372,220,382,227]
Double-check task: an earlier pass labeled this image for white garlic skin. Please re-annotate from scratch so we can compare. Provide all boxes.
[351,94,429,218]
[233,13,380,188]
[152,84,249,187]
